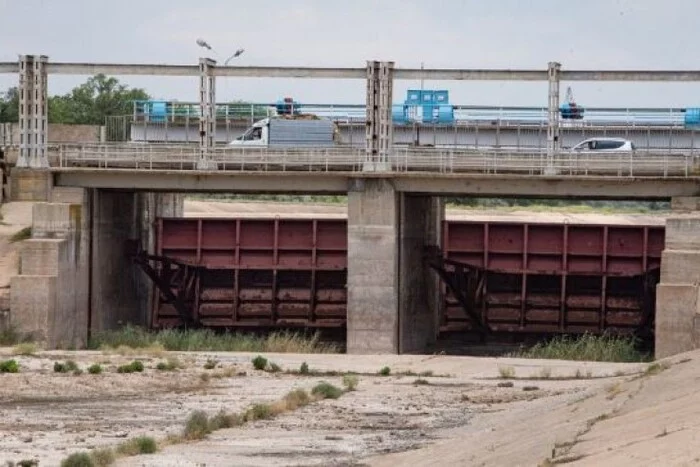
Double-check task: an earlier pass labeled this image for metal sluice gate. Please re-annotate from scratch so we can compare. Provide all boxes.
[133,217,664,337]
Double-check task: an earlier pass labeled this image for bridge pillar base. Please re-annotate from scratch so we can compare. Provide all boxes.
[10,168,52,201]
[656,216,700,358]
[347,179,441,354]
[362,161,391,172]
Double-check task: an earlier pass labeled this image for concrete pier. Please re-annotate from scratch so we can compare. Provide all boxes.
[347,179,442,354]
[656,214,700,358]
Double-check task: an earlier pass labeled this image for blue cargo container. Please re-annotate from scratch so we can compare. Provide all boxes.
[395,89,454,124]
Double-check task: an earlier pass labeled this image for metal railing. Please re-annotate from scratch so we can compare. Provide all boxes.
[56,143,700,178]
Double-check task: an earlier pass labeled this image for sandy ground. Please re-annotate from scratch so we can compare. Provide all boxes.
[0,349,651,467]
[183,199,668,225]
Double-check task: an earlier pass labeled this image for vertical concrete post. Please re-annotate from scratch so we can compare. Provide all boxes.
[546,61,561,175]
[17,55,48,169]
[655,213,700,358]
[364,61,393,172]
[197,57,217,170]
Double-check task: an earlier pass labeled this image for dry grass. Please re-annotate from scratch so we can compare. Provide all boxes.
[9,226,31,243]
[498,366,516,379]
[12,342,39,356]
[512,334,648,363]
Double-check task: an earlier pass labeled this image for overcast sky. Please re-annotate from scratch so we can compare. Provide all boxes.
[1,0,700,108]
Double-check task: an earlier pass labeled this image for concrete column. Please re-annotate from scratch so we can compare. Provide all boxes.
[17,55,48,169]
[545,61,561,176]
[655,214,700,358]
[197,57,217,170]
[364,61,394,172]
[347,179,442,354]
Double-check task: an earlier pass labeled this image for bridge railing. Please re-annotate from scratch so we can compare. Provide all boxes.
[56,143,700,178]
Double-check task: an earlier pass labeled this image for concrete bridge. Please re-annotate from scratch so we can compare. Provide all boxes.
[3,55,700,358]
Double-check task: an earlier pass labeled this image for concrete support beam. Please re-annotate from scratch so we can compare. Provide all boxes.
[364,61,394,172]
[656,215,700,358]
[10,168,52,201]
[347,179,441,354]
[545,61,561,175]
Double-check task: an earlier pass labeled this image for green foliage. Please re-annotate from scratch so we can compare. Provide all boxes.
[89,325,338,353]
[252,355,268,371]
[48,74,149,125]
[87,363,103,375]
[209,409,243,430]
[444,197,670,213]
[0,359,19,373]
[156,358,181,371]
[54,360,79,373]
[311,381,343,400]
[0,87,18,123]
[60,452,94,467]
[512,334,649,363]
[299,361,310,374]
[379,366,391,376]
[116,360,145,373]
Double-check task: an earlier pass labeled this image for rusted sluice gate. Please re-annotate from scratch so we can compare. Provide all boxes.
[142,218,664,337]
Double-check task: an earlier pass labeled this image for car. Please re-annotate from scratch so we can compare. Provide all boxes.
[570,138,635,152]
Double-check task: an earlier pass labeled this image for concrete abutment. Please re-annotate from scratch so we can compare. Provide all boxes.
[9,185,183,348]
[347,178,442,354]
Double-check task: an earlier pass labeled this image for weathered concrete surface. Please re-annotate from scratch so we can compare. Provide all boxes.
[1,123,102,146]
[347,179,399,354]
[10,200,89,348]
[10,168,52,201]
[91,190,184,333]
[656,214,700,358]
[398,195,442,353]
[347,180,442,354]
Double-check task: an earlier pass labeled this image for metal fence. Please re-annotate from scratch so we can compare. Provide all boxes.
[57,143,700,178]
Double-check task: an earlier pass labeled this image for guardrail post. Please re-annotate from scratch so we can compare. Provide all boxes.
[545,61,561,175]
[197,57,218,170]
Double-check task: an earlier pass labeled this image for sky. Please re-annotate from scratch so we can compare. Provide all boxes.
[1,0,700,108]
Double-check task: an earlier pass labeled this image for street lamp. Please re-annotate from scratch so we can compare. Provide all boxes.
[196,39,245,65]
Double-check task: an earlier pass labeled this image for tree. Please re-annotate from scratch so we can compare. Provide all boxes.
[48,74,149,125]
[0,87,19,123]
[0,75,150,125]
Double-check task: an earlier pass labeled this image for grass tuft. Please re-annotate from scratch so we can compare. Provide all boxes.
[89,325,338,353]
[156,357,181,371]
[379,366,391,376]
[183,410,211,440]
[498,366,516,379]
[115,436,157,456]
[284,388,311,410]
[312,381,343,400]
[89,448,115,466]
[60,452,94,467]
[245,403,273,421]
[512,333,648,363]
[203,358,218,370]
[87,363,103,375]
[299,361,309,374]
[342,373,359,391]
[413,378,430,385]
[12,342,38,356]
[116,360,144,374]
[644,361,671,376]
[54,360,79,373]
[0,359,19,373]
[209,409,244,430]
[269,362,282,373]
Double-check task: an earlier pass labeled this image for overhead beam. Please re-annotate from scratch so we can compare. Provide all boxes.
[2,61,700,82]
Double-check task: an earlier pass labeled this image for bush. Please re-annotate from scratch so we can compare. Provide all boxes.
[156,358,180,371]
[89,447,115,466]
[12,342,38,356]
[379,366,391,376]
[60,452,94,467]
[252,355,268,371]
[203,358,218,370]
[342,374,359,391]
[87,363,103,375]
[184,410,211,440]
[299,361,309,374]
[245,403,272,421]
[269,362,282,373]
[284,388,311,410]
[312,382,343,400]
[117,360,145,373]
[498,366,516,379]
[209,409,243,430]
[54,360,79,373]
[0,359,19,373]
[116,436,157,455]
